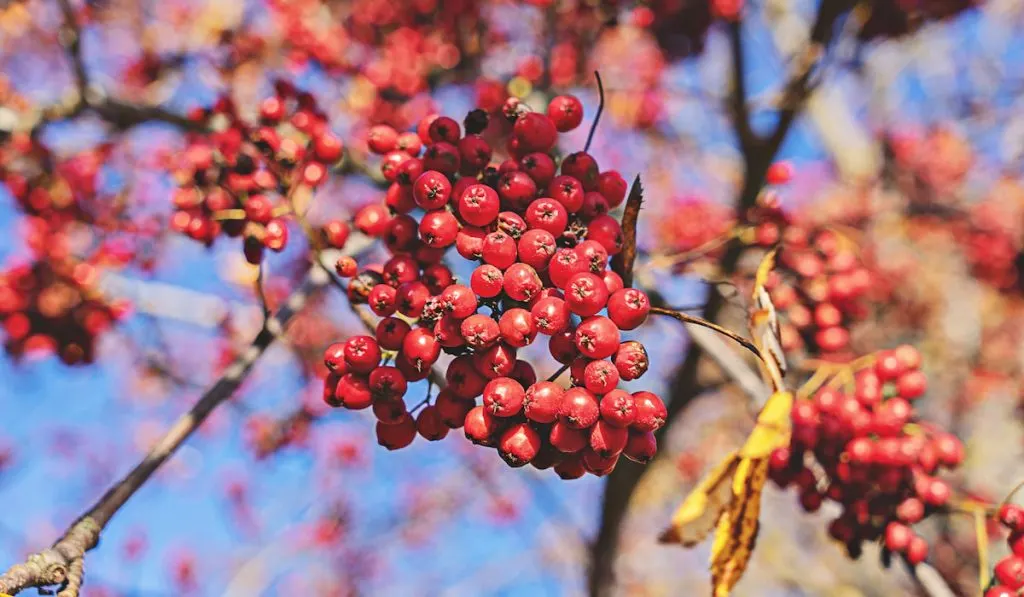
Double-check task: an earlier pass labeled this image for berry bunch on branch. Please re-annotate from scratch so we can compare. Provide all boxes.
[316,75,747,478]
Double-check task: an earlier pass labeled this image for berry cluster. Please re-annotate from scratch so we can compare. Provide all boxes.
[171,82,348,264]
[988,504,1024,596]
[0,256,127,365]
[768,347,964,564]
[321,97,666,477]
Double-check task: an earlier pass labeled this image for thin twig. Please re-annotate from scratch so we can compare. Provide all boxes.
[546,364,570,383]
[649,306,762,362]
[583,71,605,153]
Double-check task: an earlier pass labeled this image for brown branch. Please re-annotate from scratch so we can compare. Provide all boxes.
[649,306,762,362]
[588,4,850,595]
[55,0,88,99]
[726,20,757,154]
[0,267,330,595]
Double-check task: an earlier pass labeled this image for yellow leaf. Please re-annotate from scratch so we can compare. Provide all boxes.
[740,391,794,459]
[748,248,786,391]
[660,451,740,546]
[710,457,769,597]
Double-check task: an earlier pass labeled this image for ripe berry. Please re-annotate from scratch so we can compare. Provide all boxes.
[905,536,929,565]
[550,420,588,453]
[994,556,1024,589]
[548,175,585,213]
[613,341,649,381]
[503,263,543,302]
[419,210,459,248]
[435,390,473,428]
[498,308,537,348]
[499,423,541,467]
[513,112,557,152]
[624,430,657,463]
[554,455,587,479]
[368,366,408,400]
[458,184,500,226]
[481,231,518,269]
[1000,504,1024,532]
[560,388,600,429]
[884,522,912,552]
[461,314,500,349]
[402,327,441,369]
[531,296,571,335]
[497,171,538,211]
[519,153,556,188]
[600,389,636,427]
[586,214,624,255]
[606,288,650,330]
[368,284,398,316]
[574,316,620,359]
[525,198,569,236]
[323,342,347,373]
[428,116,461,143]
[470,264,504,298]
[517,229,557,271]
[416,406,449,441]
[549,249,587,289]
[583,359,619,394]
[560,152,599,190]
[464,405,504,446]
[412,171,452,210]
[367,125,398,154]
[565,272,610,317]
[547,95,584,132]
[441,284,478,318]
[335,374,373,410]
[375,317,410,351]
[313,132,344,163]
[985,586,1017,597]
[897,370,927,399]
[474,343,517,379]
[376,415,417,450]
[483,378,526,417]
[597,170,628,208]
[582,448,619,476]
[632,391,667,432]
[344,336,381,374]
[446,355,488,399]
[896,497,925,524]
[523,381,564,423]
[590,420,629,457]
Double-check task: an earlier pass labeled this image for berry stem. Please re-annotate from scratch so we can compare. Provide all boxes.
[974,505,990,590]
[211,209,247,221]
[649,306,763,362]
[583,71,604,153]
[547,363,570,383]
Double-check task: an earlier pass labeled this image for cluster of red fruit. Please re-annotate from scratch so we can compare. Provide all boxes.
[320,96,666,478]
[768,347,964,565]
[170,82,348,264]
[0,257,125,365]
[749,176,875,357]
[988,504,1024,596]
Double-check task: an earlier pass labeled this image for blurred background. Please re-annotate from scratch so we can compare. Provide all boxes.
[1,0,1024,595]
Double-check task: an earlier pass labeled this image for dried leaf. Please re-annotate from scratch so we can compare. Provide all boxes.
[740,391,794,459]
[710,457,769,597]
[660,451,740,546]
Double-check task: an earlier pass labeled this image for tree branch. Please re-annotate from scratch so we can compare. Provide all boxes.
[0,266,331,595]
[727,20,758,154]
[588,4,850,595]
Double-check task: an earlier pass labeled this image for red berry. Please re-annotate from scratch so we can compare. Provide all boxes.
[549,329,579,364]
[313,132,344,163]
[525,198,569,236]
[897,370,927,399]
[335,373,373,410]
[441,284,478,319]
[550,420,588,453]
[623,430,657,463]
[884,522,912,552]
[560,388,600,429]
[376,415,417,450]
[474,343,517,379]
[583,359,619,395]
[375,317,410,351]
[896,497,925,524]
[590,420,629,457]
[367,125,398,154]
[412,171,452,210]
[461,314,500,349]
[600,389,636,427]
[498,308,537,348]
[547,95,584,132]
[531,296,571,335]
[565,272,610,317]
[435,390,473,428]
[481,231,518,269]
[419,209,459,248]
[575,316,620,359]
[985,586,1017,597]
[458,134,491,173]
[995,556,1024,589]
[344,336,381,374]
[458,184,500,226]
[548,248,587,289]
[519,152,556,187]
[606,288,650,330]
[632,391,667,431]
[587,215,623,255]
[497,171,538,211]
[613,341,649,381]
[554,454,587,479]
[323,342,347,373]
[1000,504,1024,532]
[464,406,504,446]
[427,116,460,143]
[517,383,561,425]
[368,366,408,401]
[517,229,557,271]
[765,161,792,185]
[575,240,609,274]
[470,264,504,298]
[513,112,557,152]
[503,263,543,302]
[597,170,628,208]
[905,536,929,565]
[416,406,449,441]
[548,175,585,213]
[498,423,541,467]
[582,448,619,476]
[446,355,488,399]
[561,152,599,190]
[401,327,441,369]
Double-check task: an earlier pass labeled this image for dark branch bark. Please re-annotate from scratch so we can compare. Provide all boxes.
[588,4,849,595]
